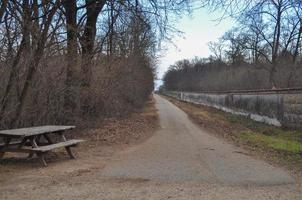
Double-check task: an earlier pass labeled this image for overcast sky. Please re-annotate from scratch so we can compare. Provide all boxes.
[156,8,235,88]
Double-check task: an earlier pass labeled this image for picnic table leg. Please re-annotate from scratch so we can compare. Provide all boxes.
[16,137,34,159]
[0,137,12,159]
[59,132,76,159]
[28,136,39,159]
[65,147,76,159]
[29,136,48,166]
[37,152,47,167]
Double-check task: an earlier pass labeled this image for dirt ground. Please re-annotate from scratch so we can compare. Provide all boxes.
[0,98,158,197]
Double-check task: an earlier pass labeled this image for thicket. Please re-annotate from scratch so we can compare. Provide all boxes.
[0,0,193,129]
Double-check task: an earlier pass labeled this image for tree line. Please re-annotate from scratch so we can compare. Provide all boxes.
[162,0,302,92]
[0,0,193,129]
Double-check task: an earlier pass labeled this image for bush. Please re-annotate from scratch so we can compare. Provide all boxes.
[0,54,154,129]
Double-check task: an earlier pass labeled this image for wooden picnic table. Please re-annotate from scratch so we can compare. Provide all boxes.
[0,125,84,166]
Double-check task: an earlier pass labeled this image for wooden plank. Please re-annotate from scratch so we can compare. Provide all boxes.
[31,139,84,152]
[0,125,75,137]
[0,141,22,147]
[0,147,33,154]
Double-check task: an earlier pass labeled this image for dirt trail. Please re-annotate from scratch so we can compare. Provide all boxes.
[0,95,301,200]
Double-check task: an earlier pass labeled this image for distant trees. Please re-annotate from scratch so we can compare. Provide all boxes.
[207,0,302,86]
[162,57,302,92]
[0,0,194,128]
[163,0,302,92]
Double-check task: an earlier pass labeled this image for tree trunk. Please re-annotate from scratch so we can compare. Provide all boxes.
[79,0,106,115]
[108,0,114,58]
[10,1,60,127]
[272,4,282,65]
[80,0,106,87]
[0,40,26,122]
[63,0,79,118]
[0,0,31,122]
[293,22,302,63]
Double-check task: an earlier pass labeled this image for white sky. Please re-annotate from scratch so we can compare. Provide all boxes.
[156,8,235,88]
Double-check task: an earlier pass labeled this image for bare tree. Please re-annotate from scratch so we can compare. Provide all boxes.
[62,0,79,117]
[0,0,8,22]
[11,0,62,127]
[0,0,197,128]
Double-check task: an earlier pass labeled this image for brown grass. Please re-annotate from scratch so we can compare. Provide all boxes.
[76,96,159,145]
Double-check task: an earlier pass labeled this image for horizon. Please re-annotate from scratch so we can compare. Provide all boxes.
[155,7,235,89]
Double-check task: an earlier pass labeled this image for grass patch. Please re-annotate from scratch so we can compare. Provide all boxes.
[223,112,302,151]
[241,131,302,154]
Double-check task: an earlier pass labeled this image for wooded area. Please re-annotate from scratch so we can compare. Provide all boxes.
[0,0,193,129]
[162,0,302,92]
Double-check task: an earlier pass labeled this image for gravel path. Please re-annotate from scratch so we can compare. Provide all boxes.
[101,94,294,185]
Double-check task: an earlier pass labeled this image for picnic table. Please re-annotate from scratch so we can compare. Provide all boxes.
[0,125,84,166]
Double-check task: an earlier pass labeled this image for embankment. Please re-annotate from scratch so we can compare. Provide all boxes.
[162,90,302,128]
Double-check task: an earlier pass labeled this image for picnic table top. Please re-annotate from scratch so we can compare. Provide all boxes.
[0,125,75,137]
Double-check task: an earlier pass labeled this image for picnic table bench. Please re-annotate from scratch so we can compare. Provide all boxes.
[0,125,84,166]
